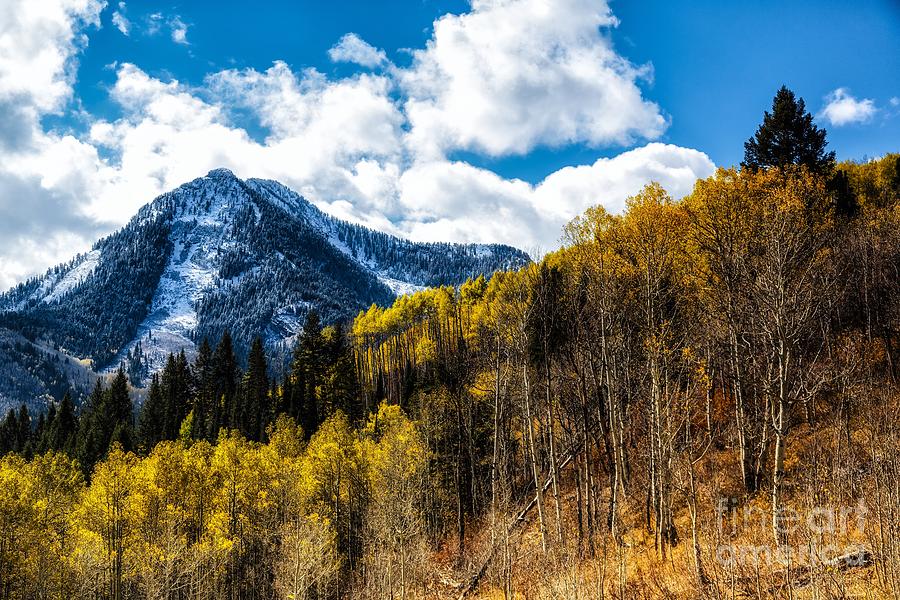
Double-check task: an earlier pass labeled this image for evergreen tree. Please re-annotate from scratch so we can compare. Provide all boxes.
[161,354,178,439]
[0,408,19,455]
[270,378,280,422]
[320,323,361,421]
[279,370,293,418]
[828,168,859,218]
[110,419,133,452]
[160,352,191,440]
[102,368,134,452]
[75,369,134,468]
[41,403,57,453]
[296,311,325,437]
[125,340,147,385]
[743,86,835,174]
[47,392,77,455]
[191,337,214,440]
[288,342,306,424]
[77,379,104,472]
[28,412,45,457]
[138,374,165,452]
[16,404,31,457]
[241,337,270,441]
[213,330,239,436]
[177,350,193,399]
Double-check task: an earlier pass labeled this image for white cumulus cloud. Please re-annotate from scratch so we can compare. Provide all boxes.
[534,143,715,220]
[0,0,108,290]
[0,0,104,115]
[398,144,714,251]
[169,16,188,44]
[399,0,667,159]
[328,33,387,68]
[85,62,713,253]
[0,0,717,291]
[820,88,877,126]
[111,2,129,35]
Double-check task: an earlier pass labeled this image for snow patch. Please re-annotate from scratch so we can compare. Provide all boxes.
[378,276,426,297]
[106,237,216,376]
[106,177,250,378]
[40,250,101,304]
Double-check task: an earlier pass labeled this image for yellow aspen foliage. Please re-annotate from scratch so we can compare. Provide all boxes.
[26,451,84,598]
[262,415,305,522]
[76,443,142,600]
[358,402,428,598]
[209,430,261,542]
[414,335,437,363]
[840,153,900,211]
[300,411,361,525]
[274,513,340,600]
[460,274,488,305]
[0,454,33,597]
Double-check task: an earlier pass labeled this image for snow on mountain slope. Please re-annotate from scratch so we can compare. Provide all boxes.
[0,168,531,387]
[115,240,215,374]
[103,170,277,373]
[378,276,426,297]
[41,250,102,304]
[243,176,527,289]
[4,250,103,311]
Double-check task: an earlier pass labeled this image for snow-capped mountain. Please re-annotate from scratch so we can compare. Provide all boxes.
[0,168,529,405]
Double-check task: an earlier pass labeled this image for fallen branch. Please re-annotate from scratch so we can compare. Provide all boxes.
[763,546,872,595]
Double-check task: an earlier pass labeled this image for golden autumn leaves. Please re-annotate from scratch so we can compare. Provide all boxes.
[0,404,427,600]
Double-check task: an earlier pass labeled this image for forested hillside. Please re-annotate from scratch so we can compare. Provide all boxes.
[1,89,900,599]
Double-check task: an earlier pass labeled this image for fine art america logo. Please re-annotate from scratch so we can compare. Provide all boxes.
[715,497,870,567]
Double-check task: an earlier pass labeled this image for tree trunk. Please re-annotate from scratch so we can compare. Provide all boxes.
[545,356,564,545]
[522,362,548,553]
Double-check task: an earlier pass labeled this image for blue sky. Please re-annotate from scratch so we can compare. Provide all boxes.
[70,0,900,178]
[1,0,898,288]
[612,0,900,169]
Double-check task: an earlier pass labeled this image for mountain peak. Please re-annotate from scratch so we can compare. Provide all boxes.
[0,172,531,399]
[205,167,237,180]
